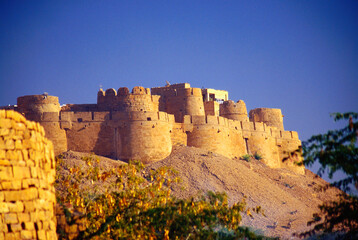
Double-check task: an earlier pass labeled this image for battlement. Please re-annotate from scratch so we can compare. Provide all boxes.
[183,114,299,140]
[151,86,203,98]
[10,82,304,173]
[97,87,159,112]
[53,110,175,125]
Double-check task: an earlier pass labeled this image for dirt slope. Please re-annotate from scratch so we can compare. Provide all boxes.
[58,147,341,239]
[146,146,341,239]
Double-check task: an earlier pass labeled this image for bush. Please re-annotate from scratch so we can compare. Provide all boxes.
[56,157,267,239]
[241,154,252,162]
[253,152,263,161]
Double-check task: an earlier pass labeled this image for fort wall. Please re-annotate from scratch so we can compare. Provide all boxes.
[0,110,57,240]
[184,114,302,171]
[186,115,246,159]
[58,110,175,163]
[7,83,305,174]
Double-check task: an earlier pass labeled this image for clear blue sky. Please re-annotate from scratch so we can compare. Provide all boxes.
[1,0,357,142]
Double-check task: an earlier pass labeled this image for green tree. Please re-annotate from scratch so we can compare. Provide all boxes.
[56,158,269,240]
[300,112,358,238]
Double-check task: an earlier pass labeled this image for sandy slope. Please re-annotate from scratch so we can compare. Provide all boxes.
[58,147,341,239]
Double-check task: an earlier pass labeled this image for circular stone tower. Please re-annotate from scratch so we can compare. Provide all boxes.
[17,95,61,122]
[219,100,249,122]
[17,95,67,155]
[249,108,284,130]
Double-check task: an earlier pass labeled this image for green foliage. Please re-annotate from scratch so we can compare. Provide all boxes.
[241,153,263,162]
[300,112,358,238]
[253,152,263,161]
[56,157,266,239]
[241,154,252,162]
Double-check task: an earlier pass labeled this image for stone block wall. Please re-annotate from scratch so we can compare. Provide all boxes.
[0,110,57,240]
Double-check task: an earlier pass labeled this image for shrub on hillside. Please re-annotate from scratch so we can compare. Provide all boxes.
[55,157,268,239]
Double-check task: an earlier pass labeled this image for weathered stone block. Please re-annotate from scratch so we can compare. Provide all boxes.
[13,122,26,131]
[0,119,12,129]
[0,138,5,149]
[7,201,24,212]
[4,140,14,150]
[30,167,38,178]
[12,166,30,179]
[1,180,22,190]
[4,232,19,240]
[0,166,13,180]
[17,213,30,222]
[23,201,35,212]
[0,159,10,165]
[5,150,20,161]
[0,128,10,137]
[20,230,33,240]
[37,230,46,240]
[23,222,34,230]
[10,223,22,232]
[4,213,17,224]
[4,188,38,202]
[0,202,9,213]
[14,140,22,150]
[21,149,29,161]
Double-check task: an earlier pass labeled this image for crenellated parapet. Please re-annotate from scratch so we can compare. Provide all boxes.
[5,83,304,174]
[97,87,160,112]
[219,100,249,122]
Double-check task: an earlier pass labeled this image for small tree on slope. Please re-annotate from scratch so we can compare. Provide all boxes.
[300,112,358,239]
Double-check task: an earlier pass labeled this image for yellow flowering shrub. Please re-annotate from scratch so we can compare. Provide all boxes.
[56,156,267,240]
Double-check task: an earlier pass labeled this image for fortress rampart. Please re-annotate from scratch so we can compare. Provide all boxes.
[3,83,304,174]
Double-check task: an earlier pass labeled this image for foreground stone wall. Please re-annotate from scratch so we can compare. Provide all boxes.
[0,110,57,240]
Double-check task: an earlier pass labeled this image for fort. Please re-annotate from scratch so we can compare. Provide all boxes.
[3,83,304,174]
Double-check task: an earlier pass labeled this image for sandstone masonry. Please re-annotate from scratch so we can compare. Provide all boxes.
[4,83,304,174]
[0,110,57,240]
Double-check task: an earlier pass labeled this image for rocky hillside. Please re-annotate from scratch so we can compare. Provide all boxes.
[57,146,341,239]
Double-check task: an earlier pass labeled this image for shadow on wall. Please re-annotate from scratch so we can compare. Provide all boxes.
[64,112,116,159]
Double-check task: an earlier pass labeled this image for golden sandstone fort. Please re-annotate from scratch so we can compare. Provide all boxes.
[0,82,304,239]
[2,83,304,174]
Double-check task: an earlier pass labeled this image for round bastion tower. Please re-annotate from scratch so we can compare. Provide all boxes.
[219,100,249,122]
[98,86,172,164]
[17,95,67,155]
[17,95,61,121]
[249,108,284,130]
